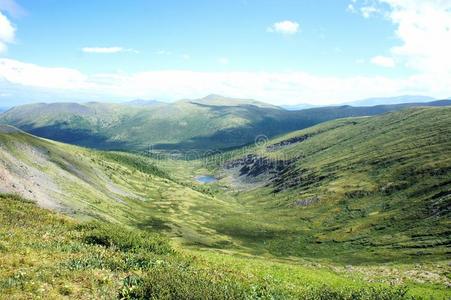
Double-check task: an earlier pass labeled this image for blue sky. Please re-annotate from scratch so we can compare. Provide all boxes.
[8,1,397,75]
[0,0,450,106]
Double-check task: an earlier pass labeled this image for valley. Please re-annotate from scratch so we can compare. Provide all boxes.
[1,106,450,299]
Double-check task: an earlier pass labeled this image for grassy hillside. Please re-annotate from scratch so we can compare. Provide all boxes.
[1,96,449,152]
[201,107,450,264]
[0,125,239,248]
[0,194,438,299]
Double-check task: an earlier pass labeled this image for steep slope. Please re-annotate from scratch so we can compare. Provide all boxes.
[205,107,451,262]
[0,124,144,216]
[1,96,449,152]
[0,126,241,247]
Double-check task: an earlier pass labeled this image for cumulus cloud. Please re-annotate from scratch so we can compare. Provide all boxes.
[370,55,395,68]
[267,20,300,35]
[351,0,451,77]
[82,47,137,54]
[0,11,15,53]
[381,0,451,75]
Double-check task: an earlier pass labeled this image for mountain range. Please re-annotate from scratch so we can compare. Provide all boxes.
[343,95,437,106]
[281,95,437,110]
[1,94,449,152]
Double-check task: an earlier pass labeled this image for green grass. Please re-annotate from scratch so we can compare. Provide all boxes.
[0,194,431,299]
[197,108,451,264]
[100,151,170,179]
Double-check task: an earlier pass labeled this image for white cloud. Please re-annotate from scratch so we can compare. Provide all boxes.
[267,20,300,35]
[1,58,451,106]
[82,47,137,54]
[0,58,89,89]
[351,0,451,76]
[370,55,395,68]
[0,11,15,53]
[361,6,380,18]
[218,57,229,65]
[380,0,451,75]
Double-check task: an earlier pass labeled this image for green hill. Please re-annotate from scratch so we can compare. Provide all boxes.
[205,107,450,264]
[1,96,449,152]
[0,125,236,241]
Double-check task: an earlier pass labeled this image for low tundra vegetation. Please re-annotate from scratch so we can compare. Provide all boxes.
[0,194,423,299]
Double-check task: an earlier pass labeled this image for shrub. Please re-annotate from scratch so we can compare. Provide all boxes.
[118,265,413,300]
[101,152,170,179]
[118,264,251,300]
[301,285,413,300]
[80,222,173,255]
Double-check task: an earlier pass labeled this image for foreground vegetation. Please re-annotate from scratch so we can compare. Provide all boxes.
[1,194,441,299]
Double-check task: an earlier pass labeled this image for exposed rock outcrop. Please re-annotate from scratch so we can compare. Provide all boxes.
[266,134,310,151]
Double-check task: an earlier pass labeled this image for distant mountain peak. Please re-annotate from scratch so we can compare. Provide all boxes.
[190,94,279,109]
[202,94,226,100]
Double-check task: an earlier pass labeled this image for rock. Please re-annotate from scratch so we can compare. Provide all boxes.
[345,190,372,198]
[266,134,310,151]
[294,196,319,207]
[224,154,292,179]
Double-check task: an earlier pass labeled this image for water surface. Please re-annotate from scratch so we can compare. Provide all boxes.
[195,175,217,184]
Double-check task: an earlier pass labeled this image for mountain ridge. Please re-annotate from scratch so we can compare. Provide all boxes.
[282,95,437,110]
[1,96,450,152]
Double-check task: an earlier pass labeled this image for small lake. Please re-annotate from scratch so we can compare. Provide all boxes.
[195,175,218,184]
